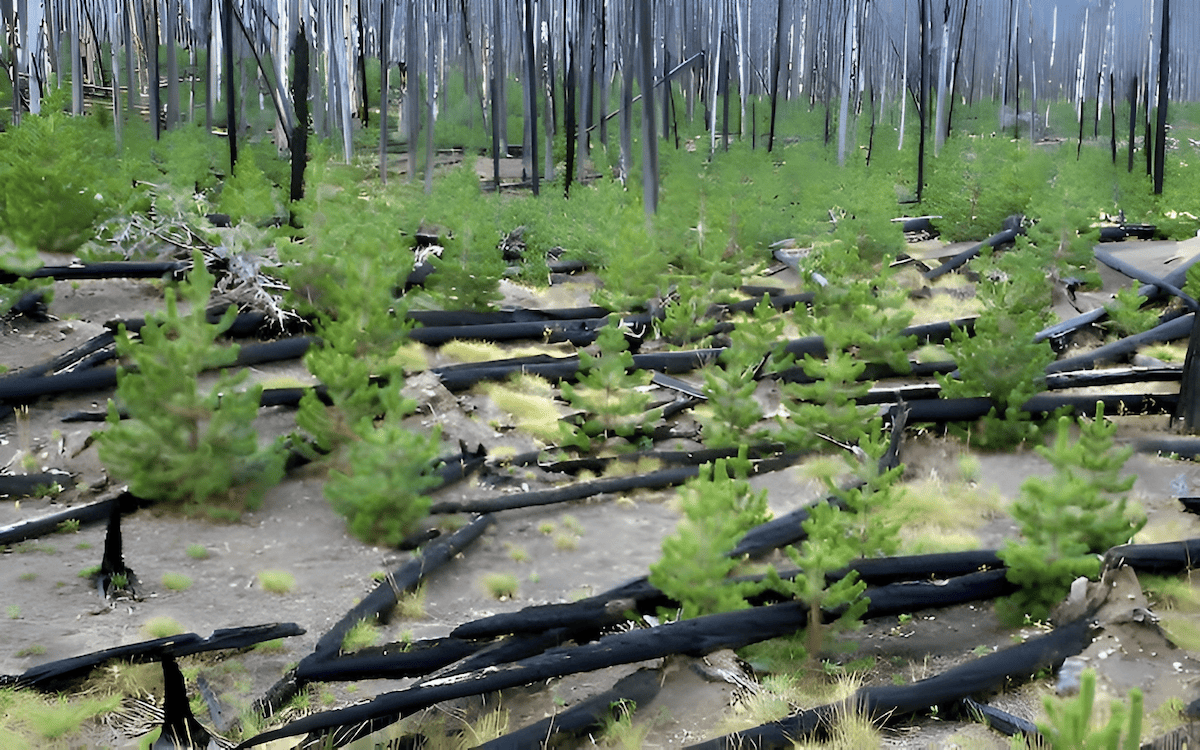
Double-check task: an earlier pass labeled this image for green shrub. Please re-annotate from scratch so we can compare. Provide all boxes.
[559,320,655,450]
[0,87,131,252]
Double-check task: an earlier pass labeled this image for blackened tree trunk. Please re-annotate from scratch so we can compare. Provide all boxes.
[290,25,309,203]
[1127,75,1138,172]
[767,0,784,152]
[916,0,928,202]
[523,0,539,195]
[223,0,237,172]
[1153,0,1170,195]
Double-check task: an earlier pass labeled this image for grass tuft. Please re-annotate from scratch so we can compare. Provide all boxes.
[185,543,210,560]
[257,569,296,595]
[160,572,193,591]
[341,619,379,652]
[141,616,186,639]
[482,572,519,600]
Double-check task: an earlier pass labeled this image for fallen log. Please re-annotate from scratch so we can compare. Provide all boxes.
[1094,249,1200,312]
[1103,538,1200,575]
[0,492,147,546]
[476,668,662,750]
[293,637,482,683]
[234,570,1026,749]
[902,393,1177,424]
[923,216,1025,281]
[427,454,802,515]
[299,513,494,667]
[686,616,1096,749]
[1045,312,1194,373]
[12,623,303,691]
[0,471,73,498]
[0,260,188,285]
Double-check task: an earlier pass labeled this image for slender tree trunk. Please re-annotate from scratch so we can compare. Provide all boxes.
[767,0,783,151]
[916,0,928,202]
[223,0,236,171]
[291,24,309,203]
[1153,0,1170,195]
[836,0,855,166]
[165,0,179,128]
[1109,72,1117,164]
[637,0,657,215]
[1127,74,1137,172]
[520,0,538,195]
[379,0,390,183]
[406,0,419,183]
[932,1,949,155]
[897,0,908,151]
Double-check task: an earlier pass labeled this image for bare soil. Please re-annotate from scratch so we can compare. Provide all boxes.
[3,244,1200,748]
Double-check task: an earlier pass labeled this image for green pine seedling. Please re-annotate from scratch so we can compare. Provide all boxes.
[649,451,772,620]
[776,349,872,450]
[768,420,903,658]
[699,296,792,448]
[96,251,285,514]
[1104,283,1158,339]
[559,321,655,450]
[324,389,442,547]
[1038,668,1143,750]
[996,403,1145,625]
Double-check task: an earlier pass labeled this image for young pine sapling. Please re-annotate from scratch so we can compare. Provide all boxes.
[699,296,793,449]
[649,451,772,620]
[96,252,285,516]
[995,403,1146,625]
[559,320,656,451]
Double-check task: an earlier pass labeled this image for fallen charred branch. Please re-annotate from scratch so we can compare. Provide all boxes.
[6,331,117,379]
[1094,249,1200,312]
[451,550,1005,641]
[962,697,1039,740]
[0,471,73,498]
[1097,224,1158,242]
[0,336,317,405]
[11,623,303,691]
[294,637,482,683]
[0,260,188,285]
[477,668,661,750]
[430,317,977,393]
[1134,436,1200,459]
[299,514,494,668]
[0,492,147,546]
[923,216,1025,281]
[1037,249,1200,342]
[235,570,1027,749]
[406,305,610,327]
[686,616,1096,749]
[534,443,790,476]
[1046,312,1195,371]
[428,453,802,515]
[902,393,1177,425]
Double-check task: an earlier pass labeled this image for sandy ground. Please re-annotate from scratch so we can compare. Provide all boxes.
[3,242,1200,749]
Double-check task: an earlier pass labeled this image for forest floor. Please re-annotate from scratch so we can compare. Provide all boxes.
[4,235,1200,748]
